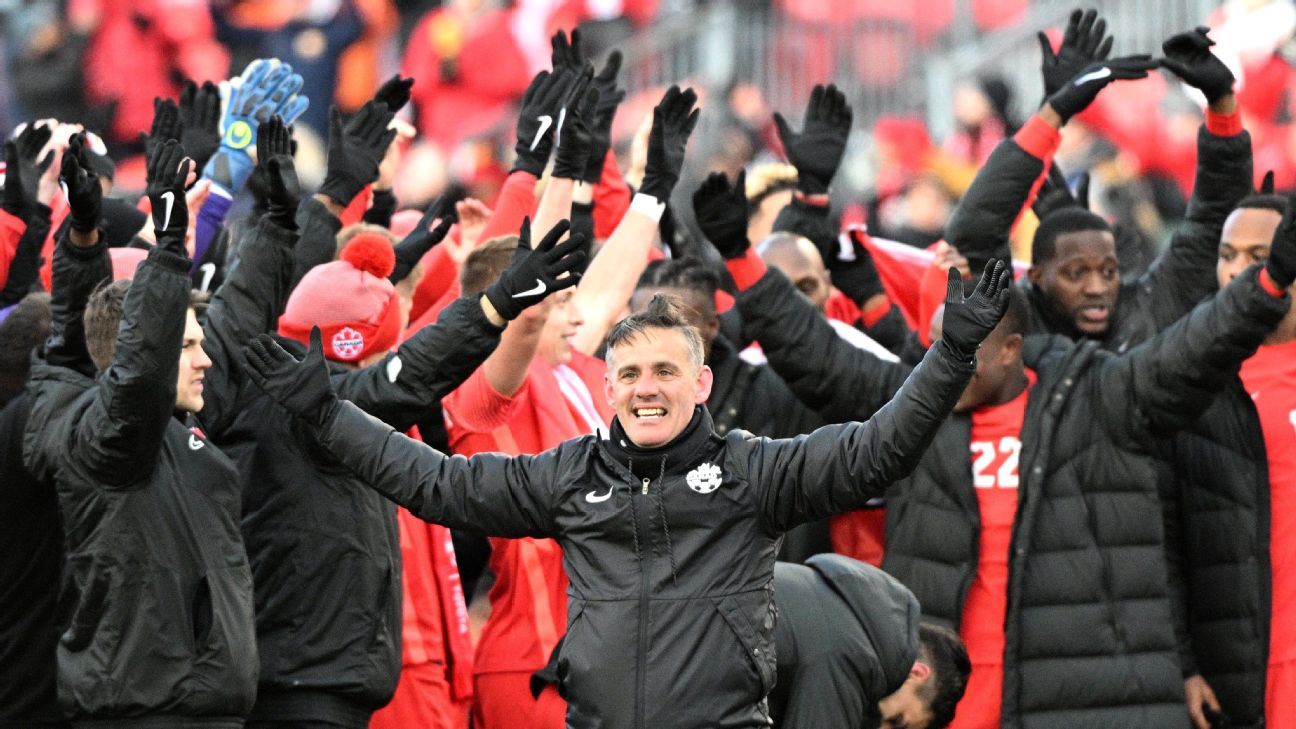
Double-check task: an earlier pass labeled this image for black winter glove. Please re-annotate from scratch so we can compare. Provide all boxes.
[179,80,222,170]
[940,259,1013,360]
[146,139,193,255]
[1032,164,1090,219]
[374,74,415,113]
[552,86,600,180]
[257,116,300,231]
[60,133,102,234]
[829,229,885,305]
[639,85,700,201]
[692,170,749,259]
[484,218,587,321]
[318,101,397,207]
[1264,193,1296,289]
[2,142,25,217]
[141,97,182,164]
[243,327,338,426]
[1046,55,1158,123]
[1161,26,1235,104]
[581,51,626,183]
[773,83,852,195]
[1038,9,1114,97]
[4,122,53,217]
[551,28,584,74]
[513,69,578,177]
[390,195,455,283]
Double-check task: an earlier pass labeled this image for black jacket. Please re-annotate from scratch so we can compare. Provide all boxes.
[195,214,503,725]
[947,121,1253,353]
[23,248,257,727]
[768,555,920,729]
[738,265,1288,728]
[280,330,975,729]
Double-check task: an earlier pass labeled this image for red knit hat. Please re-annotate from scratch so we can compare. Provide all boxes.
[278,233,401,362]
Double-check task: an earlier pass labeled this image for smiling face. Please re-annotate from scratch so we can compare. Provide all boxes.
[1029,229,1119,336]
[605,326,713,448]
[177,308,212,413]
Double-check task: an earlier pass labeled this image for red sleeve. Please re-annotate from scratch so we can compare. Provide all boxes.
[1205,109,1243,137]
[1013,114,1061,161]
[592,150,632,239]
[824,289,861,325]
[725,248,767,291]
[404,277,464,342]
[478,170,537,243]
[409,244,457,324]
[443,365,522,434]
[0,210,27,289]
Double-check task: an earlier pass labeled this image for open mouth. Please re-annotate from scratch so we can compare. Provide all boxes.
[1079,305,1109,323]
[633,407,667,419]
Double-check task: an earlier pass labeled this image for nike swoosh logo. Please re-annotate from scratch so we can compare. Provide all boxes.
[512,279,546,299]
[529,115,553,152]
[1073,67,1112,86]
[555,107,568,148]
[188,434,205,451]
[197,263,217,293]
[585,487,613,503]
[159,190,176,231]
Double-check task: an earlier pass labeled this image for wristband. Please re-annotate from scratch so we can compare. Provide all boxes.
[1015,114,1063,160]
[725,247,767,290]
[1205,110,1243,138]
[1259,268,1287,298]
[629,193,666,222]
[793,190,829,207]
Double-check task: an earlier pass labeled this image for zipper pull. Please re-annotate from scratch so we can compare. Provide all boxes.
[641,478,650,495]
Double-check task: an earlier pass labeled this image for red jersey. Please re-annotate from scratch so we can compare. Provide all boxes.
[951,370,1036,729]
[1240,338,1296,727]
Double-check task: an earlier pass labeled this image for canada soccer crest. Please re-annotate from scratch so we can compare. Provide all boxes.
[332,327,365,360]
[686,463,723,494]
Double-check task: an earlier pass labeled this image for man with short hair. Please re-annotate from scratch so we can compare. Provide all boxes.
[767,553,971,729]
[239,261,1012,728]
[24,139,259,727]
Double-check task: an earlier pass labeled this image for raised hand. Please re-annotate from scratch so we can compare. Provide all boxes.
[639,85,700,201]
[514,69,579,177]
[59,133,102,234]
[1046,55,1158,123]
[484,218,587,321]
[551,28,584,74]
[940,259,1013,359]
[204,59,308,193]
[1039,9,1114,97]
[142,97,182,164]
[692,170,749,259]
[318,101,398,207]
[146,139,194,255]
[256,115,300,230]
[1160,26,1234,104]
[374,74,414,113]
[3,122,54,218]
[552,85,600,180]
[1264,192,1296,290]
[773,83,852,195]
[179,80,222,169]
[243,327,338,425]
[581,50,626,184]
[390,195,456,283]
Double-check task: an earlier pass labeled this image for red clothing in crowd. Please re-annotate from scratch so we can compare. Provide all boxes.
[1239,338,1296,728]
[370,507,473,729]
[0,210,26,291]
[950,369,1036,729]
[401,8,533,150]
[442,352,612,729]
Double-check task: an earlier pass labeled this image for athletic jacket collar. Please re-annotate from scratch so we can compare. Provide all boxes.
[603,405,720,480]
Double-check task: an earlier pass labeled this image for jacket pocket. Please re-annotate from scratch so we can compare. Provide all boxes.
[713,594,776,696]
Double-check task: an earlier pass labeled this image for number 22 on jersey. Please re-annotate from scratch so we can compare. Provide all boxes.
[971,437,1022,489]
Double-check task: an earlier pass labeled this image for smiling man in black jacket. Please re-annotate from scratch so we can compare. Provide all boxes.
[239,248,1011,728]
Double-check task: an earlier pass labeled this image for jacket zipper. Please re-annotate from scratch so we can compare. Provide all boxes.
[635,476,651,729]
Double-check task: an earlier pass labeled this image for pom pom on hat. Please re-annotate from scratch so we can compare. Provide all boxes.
[340,232,396,279]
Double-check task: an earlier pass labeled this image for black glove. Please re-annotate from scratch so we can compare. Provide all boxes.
[484,218,587,321]
[1032,164,1090,219]
[773,83,853,195]
[374,74,414,113]
[639,85,700,201]
[319,101,397,207]
[179,80,222,170]
[2,142,25,217]
[1264,193,1296,289]
[391,195,455,283]
[1046,55,1157,123]
[257,115,299,231]
[243,327,338,426]
[940,259,1012,360]
[828,229,885,305]
[514,69,578,177]
[1161,26,1234,104]
[551,28,584,74]
[1038,8,1113,98]
[692,170,749,259]
[5,122,53,218]
[146,139,193,255]
[581,51,626,184]
[552,86,599,180]
[60,133,102,234]
[142,96,182,164]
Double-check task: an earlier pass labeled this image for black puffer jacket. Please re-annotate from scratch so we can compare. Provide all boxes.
[23,248,257,727]
[281,331,975,729]
[947,120,1253,353]
[196,214,503,726]
[738,265,1288,728]
[768,555,920,729]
